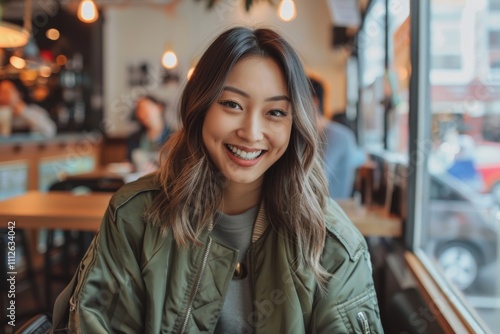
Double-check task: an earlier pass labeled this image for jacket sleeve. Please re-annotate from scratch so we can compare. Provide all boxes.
[65,203,146,333]
[308,198,384,333]
[309,237,384,334]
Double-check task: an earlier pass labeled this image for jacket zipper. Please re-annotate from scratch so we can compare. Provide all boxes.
[179,237,213,333]
[356,311,371,334]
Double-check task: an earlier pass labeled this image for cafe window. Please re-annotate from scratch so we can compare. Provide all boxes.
[358,0,387,150]
[490,0,500,11]
[410,0,500,331]
[386,0,410,154]
[358,0,411,153]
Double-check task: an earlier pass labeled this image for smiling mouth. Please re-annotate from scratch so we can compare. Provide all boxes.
[225,144,265,160]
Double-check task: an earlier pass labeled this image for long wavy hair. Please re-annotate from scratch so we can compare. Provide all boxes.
[145,27,330,287]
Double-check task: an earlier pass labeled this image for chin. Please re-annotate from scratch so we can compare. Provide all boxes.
[228,176,257,185]
[225,173,262,186]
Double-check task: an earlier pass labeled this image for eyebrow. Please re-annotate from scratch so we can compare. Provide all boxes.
[223,86,290,102]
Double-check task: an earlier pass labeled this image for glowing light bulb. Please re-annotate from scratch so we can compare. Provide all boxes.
[278,0,297,22]
[162,50,178,69]
[78,0,99,23]
[10,56,26,69]
[40,65,52,78]
[46,29,60,41]
[56,55,67,66]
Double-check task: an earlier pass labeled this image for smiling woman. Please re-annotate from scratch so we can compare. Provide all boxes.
[202,56,293,212]
[52,27,383,333]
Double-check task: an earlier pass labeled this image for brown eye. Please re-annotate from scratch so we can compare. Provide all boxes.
[267,109,287,117]
[219,100,242,110]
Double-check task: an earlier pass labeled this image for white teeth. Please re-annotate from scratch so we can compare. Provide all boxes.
[227,144,262,160]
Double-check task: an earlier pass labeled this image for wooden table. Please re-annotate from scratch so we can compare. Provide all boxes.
[0,192,402,237]
[0,191,112,231]
[337,199,403,237]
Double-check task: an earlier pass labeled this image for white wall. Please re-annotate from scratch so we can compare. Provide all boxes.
[103,0,347,136]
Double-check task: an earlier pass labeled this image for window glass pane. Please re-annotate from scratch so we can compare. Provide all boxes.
[357,0,411,153]
[422,0,500,330]
[490,0,500,11]
[359,0,386,149]
[387,0,410,153]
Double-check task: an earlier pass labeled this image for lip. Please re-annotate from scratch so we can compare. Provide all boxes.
[225,144,266,167]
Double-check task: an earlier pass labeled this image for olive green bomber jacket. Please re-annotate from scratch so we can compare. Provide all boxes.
[52,174,383,333]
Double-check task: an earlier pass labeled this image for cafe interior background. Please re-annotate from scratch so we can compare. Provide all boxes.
[1,0,500,333]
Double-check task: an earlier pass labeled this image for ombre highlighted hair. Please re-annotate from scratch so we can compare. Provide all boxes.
[145,26,330,288]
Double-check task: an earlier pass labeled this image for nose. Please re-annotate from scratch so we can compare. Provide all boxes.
[236,112,265,143]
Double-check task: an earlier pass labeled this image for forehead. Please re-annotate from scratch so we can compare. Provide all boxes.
[137,98,157,110]
[224,56,288,95]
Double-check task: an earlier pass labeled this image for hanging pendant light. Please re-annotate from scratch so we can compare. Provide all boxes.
[161,47,178,69]
[278,0,297,22]
[78,0,99,23]
[0,22,29,48]
[0,0,31,48]
[9,55,27,69]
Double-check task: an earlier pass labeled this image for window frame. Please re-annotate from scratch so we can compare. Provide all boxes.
[406,1,496,333]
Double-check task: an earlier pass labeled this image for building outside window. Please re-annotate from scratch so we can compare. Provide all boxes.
[414,0,500,331]
[358,0,387,150]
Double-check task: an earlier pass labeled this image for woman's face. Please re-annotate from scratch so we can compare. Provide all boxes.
[0,81,21,106]
[202,56,293,189]
[136,98,162,128]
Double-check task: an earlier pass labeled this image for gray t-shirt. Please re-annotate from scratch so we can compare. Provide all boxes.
[211,206,258,334]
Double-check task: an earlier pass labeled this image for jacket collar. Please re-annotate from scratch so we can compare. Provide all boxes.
[252,202,269,243]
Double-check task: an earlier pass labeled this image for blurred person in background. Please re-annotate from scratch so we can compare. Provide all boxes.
[127,95,175,170]
[310,77,366,199]
[0,79,56,137]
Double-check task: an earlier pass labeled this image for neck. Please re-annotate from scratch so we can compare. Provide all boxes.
[221,179,262,215]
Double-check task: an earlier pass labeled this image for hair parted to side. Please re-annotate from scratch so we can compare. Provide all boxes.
[145,26,331,289]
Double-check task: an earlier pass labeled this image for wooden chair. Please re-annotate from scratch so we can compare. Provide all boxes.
[44,177,124,310]
[14,313,51,334]
[1,230,42,329]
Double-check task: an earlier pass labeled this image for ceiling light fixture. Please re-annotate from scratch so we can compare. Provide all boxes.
[77,0,99,23]
[0,22,29,48]
[161,49,178,69]
[0,0,32,48]
[278,0,297,22]
[9,55,26,69]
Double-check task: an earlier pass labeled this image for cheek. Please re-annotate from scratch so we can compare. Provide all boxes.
[272,124,292,152]
[201,126,209,149]
[202,114,218,148]
[203,109,225,142]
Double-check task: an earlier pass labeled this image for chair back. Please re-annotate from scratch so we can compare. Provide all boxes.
[15,313,52,334]
[49,177,125,193]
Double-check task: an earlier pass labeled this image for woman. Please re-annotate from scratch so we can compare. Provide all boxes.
[52,27,383,333]
[127,95,174,170]
[0,79,56,137]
